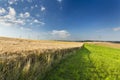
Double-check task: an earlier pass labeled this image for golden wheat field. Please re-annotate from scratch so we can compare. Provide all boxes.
[0,37,83,56]
[0,37,83,80]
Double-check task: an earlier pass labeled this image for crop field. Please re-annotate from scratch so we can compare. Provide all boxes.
[89,42,120,49]
[45,43,120,80]
[0,37,83,80]
[0,37,83,55]
[1,37,120,80]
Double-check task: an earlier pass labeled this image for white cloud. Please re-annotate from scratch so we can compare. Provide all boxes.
[24,12,30,18]
[41,6,46,11]
[0,6,45,32]
[8,0,14,5]
[0,7,26,27]
[113,27,120,31]
[57,0,63,10]
[0,8,6,15]
[20,12,30,18]
[19,15,45,26]
[9,7,16,16]
[3,7,25,25]
[34,19,39,23]
[57,0,63,3]
[8,0,18,5]
[0,21,12,27]
[13,19,25,25]
[0,7,16,26]
[35,5,38,8]
[19,13,23,17]
[51,30,70,38]
[4,7,16,20]
[31,6,34,9]
[34,19,45,25]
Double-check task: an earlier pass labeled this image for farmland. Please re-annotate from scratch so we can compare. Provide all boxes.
[1,37,120,80]
[0,37,83,55]
[0,37,83,80]
[45,43,120,80]
[88,42,120,49]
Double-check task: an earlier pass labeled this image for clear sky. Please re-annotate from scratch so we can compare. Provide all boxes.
[0,0,120,41]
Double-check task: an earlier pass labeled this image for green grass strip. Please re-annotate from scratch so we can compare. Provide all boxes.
[44,44,120,80]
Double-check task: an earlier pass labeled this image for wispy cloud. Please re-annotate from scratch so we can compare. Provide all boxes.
[57,0,63,3]
[0,0,47,39]
[51,30,70,39]
[0,8,6,15]
[19,12,30,18]
[8,0,18,5]
[0,7,45,28]
[40,6,46,12]
[0,7,26,26]
[34,19,45,25]
[4,7,16,20]
[57,0,63,10]
[113,27,120,31]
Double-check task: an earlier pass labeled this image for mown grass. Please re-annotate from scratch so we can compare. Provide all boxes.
[45,44,120,80]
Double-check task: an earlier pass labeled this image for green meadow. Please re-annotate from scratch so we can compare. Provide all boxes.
[44,44,120,80]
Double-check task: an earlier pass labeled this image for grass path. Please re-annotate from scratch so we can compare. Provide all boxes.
[44,44,120,80]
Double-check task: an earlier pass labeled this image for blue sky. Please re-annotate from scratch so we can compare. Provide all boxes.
[0,0,120,41]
